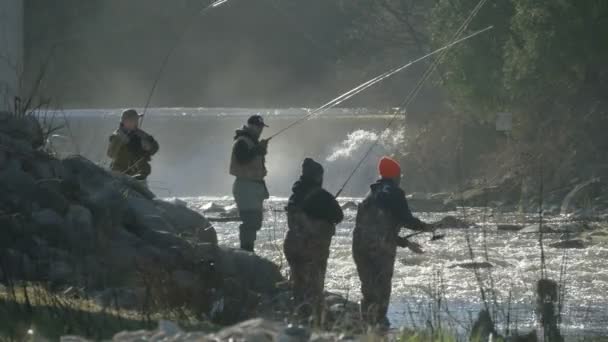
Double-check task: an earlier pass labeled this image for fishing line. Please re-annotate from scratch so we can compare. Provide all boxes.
[140,0,230,125]
[269,26,492,140]
[334,0,491,198]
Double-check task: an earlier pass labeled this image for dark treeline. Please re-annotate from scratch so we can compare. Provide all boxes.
[23,0,439,112]
[23,0,608,195]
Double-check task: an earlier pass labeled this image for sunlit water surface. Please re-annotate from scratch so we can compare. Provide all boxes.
[180,196,608,338]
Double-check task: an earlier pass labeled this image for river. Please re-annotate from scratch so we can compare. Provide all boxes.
[56,108,608,339]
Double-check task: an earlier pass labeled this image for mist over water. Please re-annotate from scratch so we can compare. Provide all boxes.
[56,107,405,197]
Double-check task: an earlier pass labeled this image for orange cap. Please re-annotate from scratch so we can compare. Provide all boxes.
[378,156,401,179]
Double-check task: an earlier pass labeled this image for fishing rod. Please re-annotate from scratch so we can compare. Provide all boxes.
[140,0,230,125]
[268,26,492,140]
[333,0,491,199]
[332,27,492,198]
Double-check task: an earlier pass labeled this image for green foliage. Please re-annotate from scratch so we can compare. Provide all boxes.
[430,0,608,124]
[429,0,514,122]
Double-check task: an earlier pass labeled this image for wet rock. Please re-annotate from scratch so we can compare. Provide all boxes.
[202,202,225,213]
[216,247,283,295]
[340,201,358,211]
[549,239,586,249]
[155,198,216,242]
[223,204,239,216]
[590,231,608,237]
[431,215,475,229]
[126,195,175,232]
[449,261,493,269]
[520,224,556,234]
[33,181,69,215]
[280,324,311,342]
[212,318,280,342]
[497,224,524,232]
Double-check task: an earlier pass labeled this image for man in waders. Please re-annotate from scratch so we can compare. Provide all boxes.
[284,158,343,322]
[352,156,431,328]
[107,109,159,180]
[229,115,270,252]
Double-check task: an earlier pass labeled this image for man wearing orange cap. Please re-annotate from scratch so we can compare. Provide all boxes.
[352,156,431,328]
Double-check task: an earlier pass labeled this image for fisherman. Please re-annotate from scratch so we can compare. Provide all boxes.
[284,158,343,322]
[107,109,159,180]
[352,156,431,328]
[229,115,270,252]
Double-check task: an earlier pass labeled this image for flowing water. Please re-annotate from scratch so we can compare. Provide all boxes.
[56,108,608,338]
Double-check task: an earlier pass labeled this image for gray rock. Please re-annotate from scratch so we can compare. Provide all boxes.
[202,202,225,213]
[431,216,475,229]
[127,195,175,232]
[154,199,216,243]
[280,324,311,342]
[212,318,280,342]
[497,224,524,232]
[65,204,95,249]
[449,261,494,269]
[172,270,198,291]
[520,224,556,234]
[340,201,358,211]
[216,247,283,295]
[549,239,586,249]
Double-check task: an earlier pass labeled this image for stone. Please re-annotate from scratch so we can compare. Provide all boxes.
[216,247,283,295]
[154,199,216,243]
[202,202,225,213]
[212,318,280,342]
[223,204,239,216]
[449,261,494,269]
[172,269,198,291]
[32,181,69,215]
[431,215,475,229]
[497,224,524,232]
[549,239,586,249]
[64,204,95,250]
[127,195,175,232]
[520,224,556,234]
[279,324,311,342]
[340,201,358,211]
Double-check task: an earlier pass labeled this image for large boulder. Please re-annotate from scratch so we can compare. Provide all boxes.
[154,198,217,243]
[216,247,283,295]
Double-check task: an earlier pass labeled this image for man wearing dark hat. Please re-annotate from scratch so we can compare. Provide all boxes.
[107,109,159,180]
[229,115,270,252]
[353,156,431,328]
[284,158,343,321]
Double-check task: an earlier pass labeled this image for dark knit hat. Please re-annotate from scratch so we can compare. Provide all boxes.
[302,158,324,179]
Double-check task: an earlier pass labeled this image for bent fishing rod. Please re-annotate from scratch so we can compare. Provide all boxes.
[140,0,230,126]
[268,25,493,141]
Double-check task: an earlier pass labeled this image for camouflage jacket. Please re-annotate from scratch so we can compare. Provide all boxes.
[353,179,424,253]
[107,127,159,176]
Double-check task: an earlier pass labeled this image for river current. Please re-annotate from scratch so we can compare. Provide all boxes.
[183,196,608,338]
[56,108,608,338]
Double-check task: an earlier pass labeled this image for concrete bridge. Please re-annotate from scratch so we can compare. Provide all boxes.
[0,0,23,112]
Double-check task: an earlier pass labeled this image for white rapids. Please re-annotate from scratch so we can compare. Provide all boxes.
[180,196,608,338]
